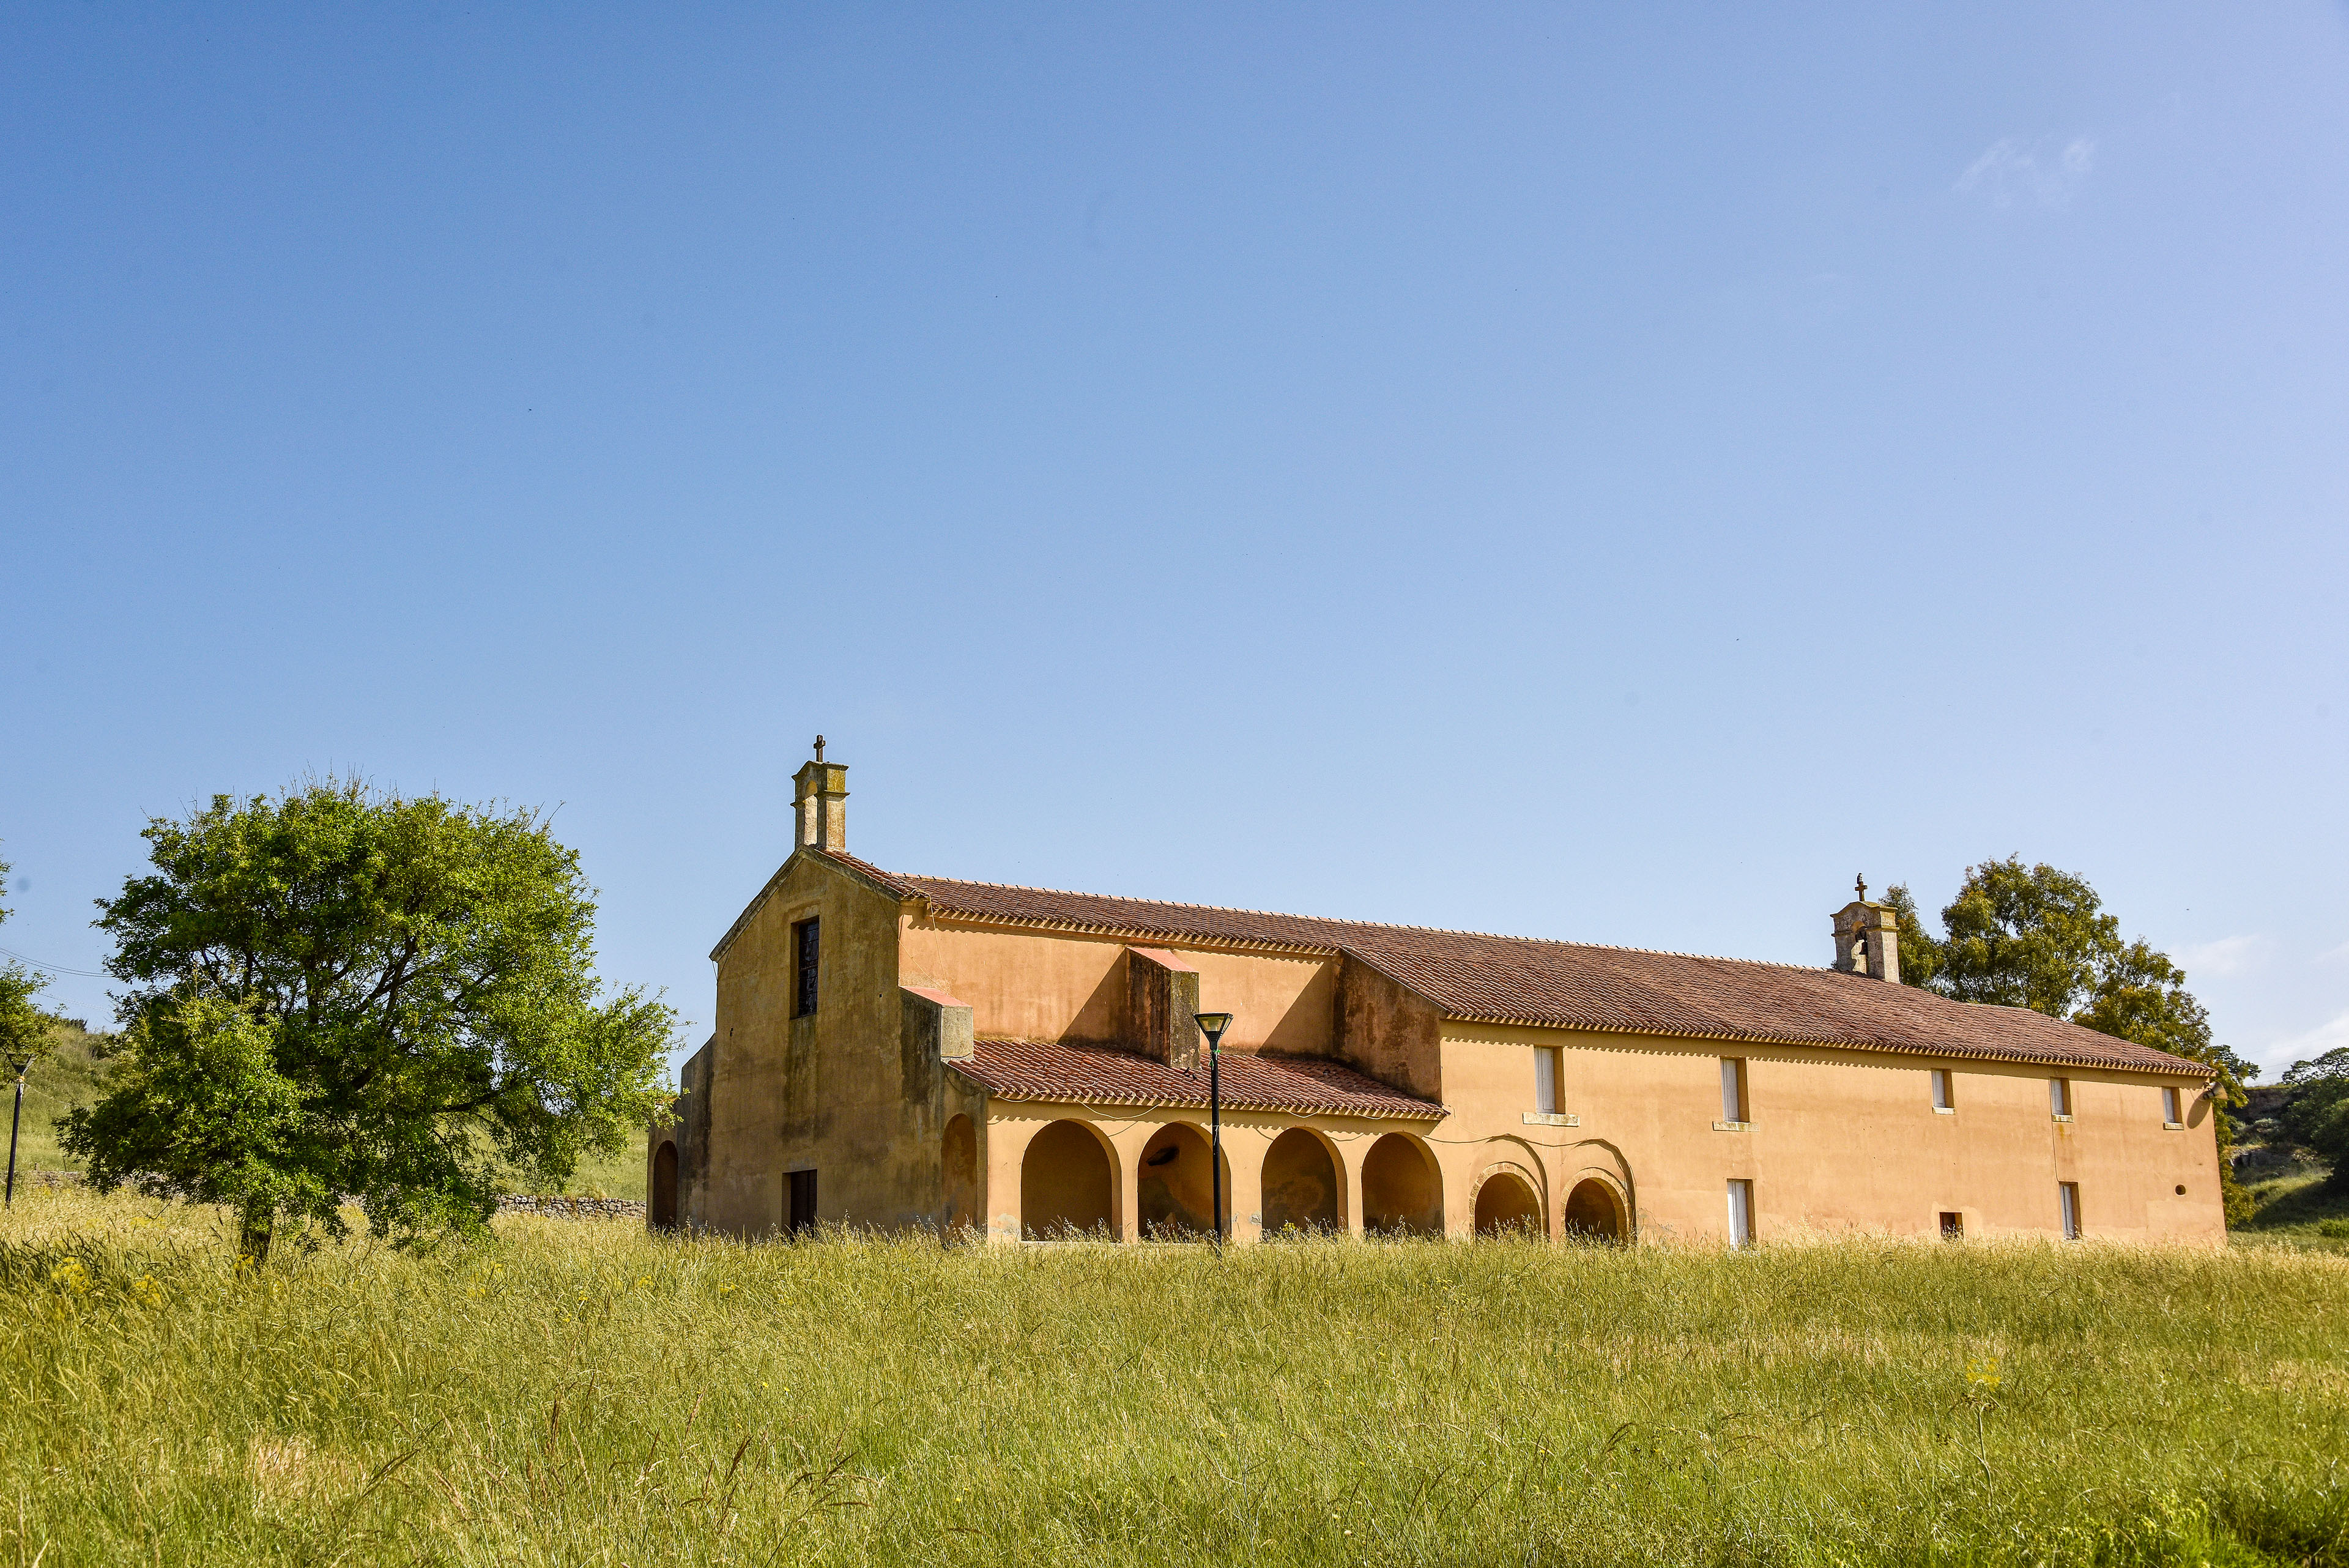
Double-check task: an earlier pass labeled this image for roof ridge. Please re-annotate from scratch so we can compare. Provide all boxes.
[891,867,1835,973]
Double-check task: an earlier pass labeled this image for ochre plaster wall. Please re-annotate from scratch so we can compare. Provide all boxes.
[693,885,2221,1248]
[705,853,989,1238]
[897,918,1335,1054]
[1440,1025,2225,1245]
[979,1101,1437,1244]
[1333,954,1445,1101]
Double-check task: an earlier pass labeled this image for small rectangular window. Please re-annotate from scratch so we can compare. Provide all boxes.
[787,1169,818,1235]
[1726,1179,1754,1247]
[2049,1077,2071,1118]
[2162,1086,2181,1124]
[1939,1211,1964,1241]
[1720,1058,1749,1123]
[2058,1181,2081,1240]
[793,917,820,1017]
[1534,1047,1559,1115]
[1931,1069,1954,1111]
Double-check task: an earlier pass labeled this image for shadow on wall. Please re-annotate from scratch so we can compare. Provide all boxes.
[1474,1170,1545,1237]
[1138,1122,1229,1239]
[1022,1120,1115,1240]
[943,1115,978,1232]
[1261,1128,1340,1235]
[651,1140,679,1230]
[1564,1177,1626,1241]
[1362,1133,1442,1235]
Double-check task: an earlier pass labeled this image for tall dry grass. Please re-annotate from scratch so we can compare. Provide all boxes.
[0,1184,2343,1566]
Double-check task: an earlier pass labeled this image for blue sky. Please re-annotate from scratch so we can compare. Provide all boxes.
[4,4,2345,1080]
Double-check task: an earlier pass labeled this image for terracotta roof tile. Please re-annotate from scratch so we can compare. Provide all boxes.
[844,856,2207,1079]
[949,1038,1447,1120]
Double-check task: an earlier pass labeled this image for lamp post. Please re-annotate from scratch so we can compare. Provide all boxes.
[1192,1011,1234,1251]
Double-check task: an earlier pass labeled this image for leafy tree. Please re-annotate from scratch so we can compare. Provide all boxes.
[0,847,56,1083]
[62,782,674,1259]
[1888,857,2257,1224]
[2278,1049,2349,1185]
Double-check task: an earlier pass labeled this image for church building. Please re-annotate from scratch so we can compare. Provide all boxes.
[648,750,2223,1246]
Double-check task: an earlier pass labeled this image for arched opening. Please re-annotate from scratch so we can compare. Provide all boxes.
[1361,1133,1442,1236]
[650,1140,679,1230]
[1260,1128,1340,1235]
[941,1115,978,1236]
[1563,1178,1625,1242]
[1020,1120,1114,1240]
[1474,1170,1544,1238]
[1137,1122,1228,1239]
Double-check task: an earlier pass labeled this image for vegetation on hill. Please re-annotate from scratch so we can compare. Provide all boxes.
[1,1187,2344,1566]
[2232,1053,2349,1240]
[3,1018,113,1178]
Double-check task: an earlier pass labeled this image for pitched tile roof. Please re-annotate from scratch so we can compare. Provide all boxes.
[950,1038,1447,1120]
[820,853,2207,1079]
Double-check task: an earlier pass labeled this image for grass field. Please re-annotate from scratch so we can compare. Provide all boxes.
[2,1189,2345,1566]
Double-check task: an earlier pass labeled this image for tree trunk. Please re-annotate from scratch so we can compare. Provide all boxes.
[239,1200,275,1265]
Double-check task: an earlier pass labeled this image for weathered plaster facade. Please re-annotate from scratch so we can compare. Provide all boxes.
[649,754,2225,1247]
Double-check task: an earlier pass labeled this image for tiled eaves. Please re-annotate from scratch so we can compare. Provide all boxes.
[1433,1012,2185,1077]
[708,849,916,962]
[948,1036,1449,1121]
[916,903,1343,960]
[720,853,2211,1082]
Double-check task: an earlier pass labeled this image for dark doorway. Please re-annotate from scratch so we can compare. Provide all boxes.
[1940,1211,1964,1241]
[1137,1122,1222,1239]
[787,1169,818,1236]
[1361,1134,1442,1236]
[1020,1121,1114,1239]
[1474,1171,1544,1237]
[1563,1178,1624,1241]
[1260,1128,1340,1235]
[651,1140,680,1230]
[942,1115,978,1236]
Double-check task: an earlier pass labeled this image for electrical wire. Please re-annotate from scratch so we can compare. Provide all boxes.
[0,946,109,978]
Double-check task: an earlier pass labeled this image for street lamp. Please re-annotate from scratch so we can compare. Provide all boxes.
[1192,1011,1234,1250]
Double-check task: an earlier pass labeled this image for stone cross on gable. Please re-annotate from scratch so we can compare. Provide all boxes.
[814,734,826,764]
[1855,874,1867,902]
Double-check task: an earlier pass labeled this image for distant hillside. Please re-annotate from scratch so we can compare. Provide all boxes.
[2232,1079,2347,1238]
[9,1019,114,1175]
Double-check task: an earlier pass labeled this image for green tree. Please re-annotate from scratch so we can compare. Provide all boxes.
[61,782,674,1258]
[1888,857,2257,1224]
[2277,1048,2349,1185]
[0,847,56,1083]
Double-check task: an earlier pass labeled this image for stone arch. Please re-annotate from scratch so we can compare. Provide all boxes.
[1361,1132,1442,1236]
[1260,1128,1341,1235]
[650,1140,679,1230]
[1020,1120,1116,1240]
[1473,1166,1545,1237]
[941,1114,978,1236]
[1137,1121,1230,1239]
[1563,1176,1627,1242]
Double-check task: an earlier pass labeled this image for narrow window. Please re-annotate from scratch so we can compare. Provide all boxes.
[1726,1179,1754,1247]
[2058,1181,2081,1240]
[1534,1047,1559,1115]
[792,916,820,1017]
[2049,1077,2071,1118]
[1720,1058,1749,1123]
[2162,1086,2181,1125]
[1939,1211,1964,1241]
[787,1169,818,1235]
[1931,1069,1954,1112]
